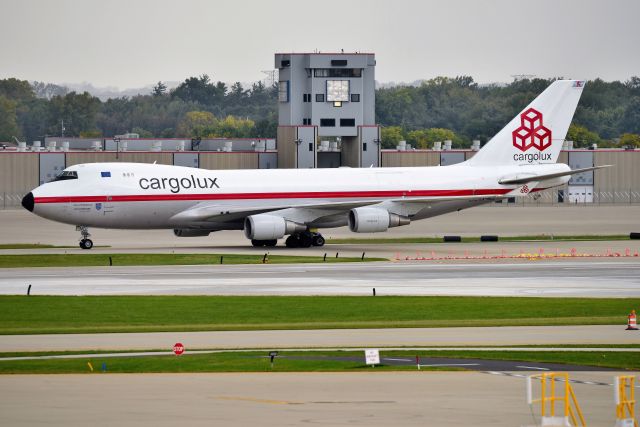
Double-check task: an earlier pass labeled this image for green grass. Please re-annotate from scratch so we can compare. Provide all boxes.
[0,296,636,335]
[0,349,636,374]
[0,253,385,268]
[327,234,631,244]
[0,351,437,374]
[0,244,76,249]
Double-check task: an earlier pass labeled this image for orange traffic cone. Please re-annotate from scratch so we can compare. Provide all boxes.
[626,310,638,330]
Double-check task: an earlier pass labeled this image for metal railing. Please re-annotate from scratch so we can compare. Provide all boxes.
[527,372,586,426]
[615,376,638,427]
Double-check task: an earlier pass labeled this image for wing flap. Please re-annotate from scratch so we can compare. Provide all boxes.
[498,165,611,185]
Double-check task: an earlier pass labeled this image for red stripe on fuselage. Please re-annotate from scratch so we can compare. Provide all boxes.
[33,189,512,204]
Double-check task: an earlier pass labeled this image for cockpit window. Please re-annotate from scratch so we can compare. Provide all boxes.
[51,170,78,182]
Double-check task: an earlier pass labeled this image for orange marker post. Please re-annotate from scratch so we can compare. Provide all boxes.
[627,310,638,331]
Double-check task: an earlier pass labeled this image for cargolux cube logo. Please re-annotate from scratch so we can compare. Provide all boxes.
[512,108,552,152]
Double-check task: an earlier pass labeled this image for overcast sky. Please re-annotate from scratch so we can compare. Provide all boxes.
[1,0,638,89]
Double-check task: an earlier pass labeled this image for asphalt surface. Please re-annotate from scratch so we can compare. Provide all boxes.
[2,325,638,352]
[275,354,617,371]
[2,260,639,296]
[0,372,629,427]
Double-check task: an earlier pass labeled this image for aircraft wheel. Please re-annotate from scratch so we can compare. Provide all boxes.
[80,239,93,250]
[285,235,300,248]
[265,239,278,247]
[251,239,265,247]
[299,233,313,248]
[311,234,325,247]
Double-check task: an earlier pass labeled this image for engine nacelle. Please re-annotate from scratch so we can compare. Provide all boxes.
[173,229,211,237]
[348,207,410,233]
[244,214,306,240]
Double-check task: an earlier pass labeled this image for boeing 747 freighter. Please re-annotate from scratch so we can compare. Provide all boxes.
[22,80,605,248]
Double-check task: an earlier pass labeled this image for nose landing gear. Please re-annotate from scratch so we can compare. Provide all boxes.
[76,226,93,250]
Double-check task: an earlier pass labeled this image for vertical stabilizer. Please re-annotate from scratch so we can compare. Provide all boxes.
[467,80,585,166]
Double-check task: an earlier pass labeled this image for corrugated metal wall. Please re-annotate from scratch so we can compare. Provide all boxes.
[199,152,259,170]
[0,154,39,207]
[66,152,173,166]
[595,151,640,191]
[381,151,440,167]
[276,127,297,169]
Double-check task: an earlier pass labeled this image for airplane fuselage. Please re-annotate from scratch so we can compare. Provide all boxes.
[29,161,569,230]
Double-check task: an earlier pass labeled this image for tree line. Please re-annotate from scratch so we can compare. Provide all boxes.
[0,75,278,143]
[377,76,640,148]
[1,75,639,148]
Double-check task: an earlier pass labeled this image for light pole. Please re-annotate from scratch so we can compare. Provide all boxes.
[114,136,120,159]
[373,138,381,167]
[294,138,302,168]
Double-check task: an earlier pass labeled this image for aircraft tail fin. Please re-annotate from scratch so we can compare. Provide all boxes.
[466,80,585,167]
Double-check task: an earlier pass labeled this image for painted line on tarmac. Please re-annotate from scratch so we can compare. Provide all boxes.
[483,371,622,388]
[516,365,549,371]
[422,363,481,367]
[216,396,303,405]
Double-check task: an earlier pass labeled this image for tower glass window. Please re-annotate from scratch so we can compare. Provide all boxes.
[326,80,349,102]
[314,69,361,78]
[278,81,289,102]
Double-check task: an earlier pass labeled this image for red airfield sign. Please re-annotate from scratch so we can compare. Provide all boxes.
[173,342,185,355]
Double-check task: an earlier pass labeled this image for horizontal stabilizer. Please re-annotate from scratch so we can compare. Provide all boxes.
[498,165,611,185]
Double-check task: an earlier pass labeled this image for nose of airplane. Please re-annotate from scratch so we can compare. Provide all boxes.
[21,192,34,212]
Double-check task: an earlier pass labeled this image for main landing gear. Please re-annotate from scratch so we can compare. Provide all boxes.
[285,231,325,248]
[77,226,93,250]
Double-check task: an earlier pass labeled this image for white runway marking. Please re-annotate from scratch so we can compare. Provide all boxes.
[515,365,549,370]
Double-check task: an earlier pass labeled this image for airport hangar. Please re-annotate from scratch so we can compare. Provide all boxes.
[1,51,639,209]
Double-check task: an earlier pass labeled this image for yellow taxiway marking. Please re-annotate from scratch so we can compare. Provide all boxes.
[216,395,303,405]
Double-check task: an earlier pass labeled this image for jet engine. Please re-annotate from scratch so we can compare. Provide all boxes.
[348,207,410,233]
[173,229,212,237]
[244,214,306,240]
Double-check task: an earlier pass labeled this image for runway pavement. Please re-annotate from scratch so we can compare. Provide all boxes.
[1,325,637,352]
[2,260,639,296]
[0,371,628,426]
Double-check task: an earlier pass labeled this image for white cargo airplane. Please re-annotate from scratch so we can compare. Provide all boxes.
[22,80,606,249]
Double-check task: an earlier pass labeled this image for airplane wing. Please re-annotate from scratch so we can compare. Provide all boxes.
[498,165,611,185]
[169,193,503,227]
[169,199,381,224]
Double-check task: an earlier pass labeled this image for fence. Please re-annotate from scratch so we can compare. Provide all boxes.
[496,190,640,206]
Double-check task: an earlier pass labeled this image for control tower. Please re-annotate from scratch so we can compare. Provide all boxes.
[275,52,380,168]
